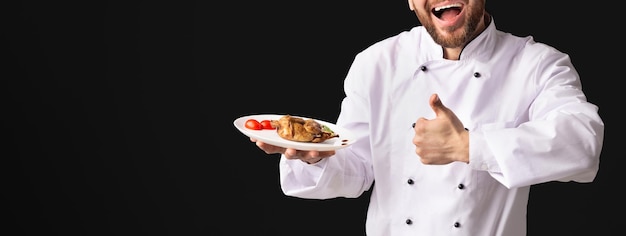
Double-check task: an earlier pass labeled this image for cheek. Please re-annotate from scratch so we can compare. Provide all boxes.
[416,10,431,23]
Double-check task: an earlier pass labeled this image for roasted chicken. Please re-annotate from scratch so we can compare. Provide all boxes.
[271,115,339,143]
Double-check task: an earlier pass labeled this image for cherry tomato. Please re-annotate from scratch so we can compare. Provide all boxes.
[260,120,274,130]
[245,119,262,130]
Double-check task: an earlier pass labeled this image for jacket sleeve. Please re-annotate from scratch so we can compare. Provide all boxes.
[278,52,376,199]
[468,47,604,189]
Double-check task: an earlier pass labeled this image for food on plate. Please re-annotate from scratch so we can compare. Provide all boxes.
[271,115,339,143]
[245,119,263,130]
[245,119,275,130]
[260,120,273,130]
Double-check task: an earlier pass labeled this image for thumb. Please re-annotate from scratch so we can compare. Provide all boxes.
[429,93,446,117]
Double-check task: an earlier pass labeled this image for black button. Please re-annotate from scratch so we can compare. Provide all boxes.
[420,66,427,71]
[458,184,464,189]
[464,127,469,131]
[454,222,461,228]
[407,179,414,185]
[406,219,413,225]
[473,72,481,78]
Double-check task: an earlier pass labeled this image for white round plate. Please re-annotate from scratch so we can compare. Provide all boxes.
[233,114,355,151]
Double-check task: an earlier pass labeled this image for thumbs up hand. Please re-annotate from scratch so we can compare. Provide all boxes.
[412,94,470,165]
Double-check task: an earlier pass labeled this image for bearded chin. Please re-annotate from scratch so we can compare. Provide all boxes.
[428,27,468,48]
[424,10,482,49]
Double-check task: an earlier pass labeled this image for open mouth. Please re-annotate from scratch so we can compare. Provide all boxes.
[432,3,462,20]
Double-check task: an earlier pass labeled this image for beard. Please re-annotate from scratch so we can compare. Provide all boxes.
[417,2,485,48]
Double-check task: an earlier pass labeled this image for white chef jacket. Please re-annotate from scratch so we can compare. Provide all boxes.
[278,18,604,236]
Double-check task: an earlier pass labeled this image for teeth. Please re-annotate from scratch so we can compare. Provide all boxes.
[434,3,462,12]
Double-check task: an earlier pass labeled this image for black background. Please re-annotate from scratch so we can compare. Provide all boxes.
[4,1,621,235]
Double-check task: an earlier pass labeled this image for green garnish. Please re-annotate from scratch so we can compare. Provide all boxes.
[322,125,334,134]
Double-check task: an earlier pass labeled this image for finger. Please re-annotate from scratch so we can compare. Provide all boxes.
[319,150,336,158]
[284,148,298,159]
[285,149,322,160]
[255,141,284,155]
[429,93,446,117]
[308,150,320,158]
[412,117,429,129]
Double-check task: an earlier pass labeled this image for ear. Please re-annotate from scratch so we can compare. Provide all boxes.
[408,0,415,11]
